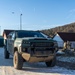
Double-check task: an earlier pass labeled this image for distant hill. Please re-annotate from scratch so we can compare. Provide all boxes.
[41,22,75,37]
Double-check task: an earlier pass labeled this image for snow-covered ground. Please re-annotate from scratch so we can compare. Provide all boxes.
[0,47,75,75]
[57,56,75,63]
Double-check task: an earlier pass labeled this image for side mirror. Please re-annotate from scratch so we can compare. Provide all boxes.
[7,35,12,39]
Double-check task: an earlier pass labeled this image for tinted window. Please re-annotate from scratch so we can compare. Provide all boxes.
[12,33,15,40]
[17,31,45,38]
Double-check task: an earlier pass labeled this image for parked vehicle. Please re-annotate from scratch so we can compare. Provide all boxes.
[4,30,58,70]
[0,36,4,47]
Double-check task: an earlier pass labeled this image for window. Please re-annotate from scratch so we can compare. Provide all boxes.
[17,31,45,38]
[12,32,15,40]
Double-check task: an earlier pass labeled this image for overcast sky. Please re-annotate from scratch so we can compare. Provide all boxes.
[0,0,75,34]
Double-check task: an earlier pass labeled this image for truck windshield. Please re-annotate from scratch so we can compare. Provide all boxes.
[17,31,45,38]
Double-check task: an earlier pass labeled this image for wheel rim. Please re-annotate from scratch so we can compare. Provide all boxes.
[14,54,17,65]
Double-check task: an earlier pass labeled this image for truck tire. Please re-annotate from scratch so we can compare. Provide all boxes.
[45,56,56,67]
[13,51,23,70]
[4,45,9,59]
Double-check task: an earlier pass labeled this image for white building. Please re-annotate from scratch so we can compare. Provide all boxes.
[53,32,75,49]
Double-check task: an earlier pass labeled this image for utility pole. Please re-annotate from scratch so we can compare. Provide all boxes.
[0,26,1,35]
[12,12,23,30]
[20,14,22,30]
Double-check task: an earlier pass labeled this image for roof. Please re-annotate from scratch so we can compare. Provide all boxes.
[57,32,75,41]
[3,30,14,37]
[2,30,37,37]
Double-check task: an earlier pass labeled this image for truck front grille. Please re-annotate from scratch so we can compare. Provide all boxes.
[31,42,54,47]
[30,42,55,56]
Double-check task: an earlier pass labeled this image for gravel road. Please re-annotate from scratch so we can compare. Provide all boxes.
[0,47,75,75]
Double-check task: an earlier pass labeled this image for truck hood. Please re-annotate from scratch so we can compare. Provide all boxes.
[22,37,47,40]
[22,37,54,42]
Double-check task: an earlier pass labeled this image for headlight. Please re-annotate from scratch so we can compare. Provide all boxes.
[22,41,30,44]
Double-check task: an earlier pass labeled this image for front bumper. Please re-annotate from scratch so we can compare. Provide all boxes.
[22,53,55,62]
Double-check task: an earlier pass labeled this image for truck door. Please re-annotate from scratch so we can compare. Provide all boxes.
[7,32,15,55]
[10,32,15,55]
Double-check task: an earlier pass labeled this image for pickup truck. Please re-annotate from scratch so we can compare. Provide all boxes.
[4,30,58,70]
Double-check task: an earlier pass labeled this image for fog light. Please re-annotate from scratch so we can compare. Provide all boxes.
[22,48,26,52]
[22,48,28,52]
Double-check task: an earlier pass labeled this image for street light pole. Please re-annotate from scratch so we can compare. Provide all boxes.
[0,26,1,35]
[20,14,22,30]
[12,12,22,30]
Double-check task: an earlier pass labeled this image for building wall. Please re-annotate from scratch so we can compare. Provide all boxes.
[70,41,75,49]
[53,34,75,49]
[53,34,64,48]
[3,34,7,39]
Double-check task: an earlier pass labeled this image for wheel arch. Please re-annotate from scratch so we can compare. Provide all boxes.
[14,47,18,53]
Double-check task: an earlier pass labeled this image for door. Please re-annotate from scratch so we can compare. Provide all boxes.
[7,32,15,55]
